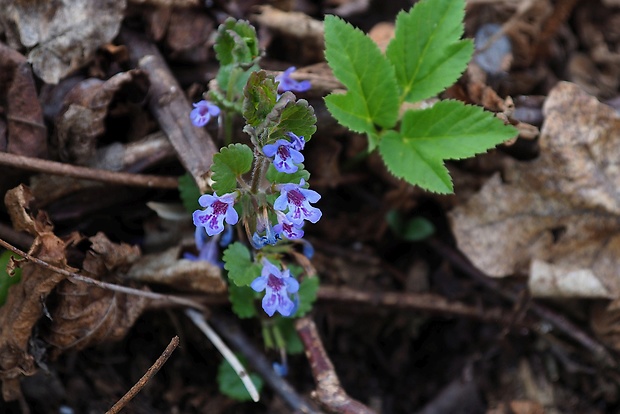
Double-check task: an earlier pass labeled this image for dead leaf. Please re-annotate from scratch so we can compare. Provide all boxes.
[126,246,227,293]
[449,82,620,299]
[0,185,75,401]
[1,0,126,84]
[54,70,149,164]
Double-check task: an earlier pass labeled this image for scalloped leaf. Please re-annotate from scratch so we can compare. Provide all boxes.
[223,242,261,286]
[243,71,278,127]
[214,18,259,66]
[292,276,319,318]
[178,173,202,213]
[324,15,399,148]
[211,143,254,195]
[229,284,258,318]
[378,100,517,193]
[385,0,473,103]
[267,99,317,142]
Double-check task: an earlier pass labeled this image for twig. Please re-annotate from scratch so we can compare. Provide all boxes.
[318,286,511,323]
[0,152,178,189]
[120,28,218,194]
[0,237,205,310]
[427,238,617,367]
[105,336,180,414]
[184,309,260,403]
[209,314,322,413]
[295,316,376,414]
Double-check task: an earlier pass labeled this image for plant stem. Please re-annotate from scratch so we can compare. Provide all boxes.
[250,156,267,194]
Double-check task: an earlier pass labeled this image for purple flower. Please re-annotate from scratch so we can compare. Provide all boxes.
[273,211,304,240]
[251,258,300,317]
[275,67,311,93]
[192,192,239,236]
[274,179,321,224]
[286,132,305,151]
[184,227,222,267]
[190,100,220,127]
[263,139,304,173]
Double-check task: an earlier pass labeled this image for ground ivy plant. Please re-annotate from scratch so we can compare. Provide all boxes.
[185,0,517,399]
[324,0,518,193]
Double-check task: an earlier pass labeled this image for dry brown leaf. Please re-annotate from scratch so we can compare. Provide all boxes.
[450,82,620,299]
[126,246,227,293]
[46,233,147,356]
[54,70,149,164]
[1,0,126,84]
[0,185,75,401]
[0,43,47,158]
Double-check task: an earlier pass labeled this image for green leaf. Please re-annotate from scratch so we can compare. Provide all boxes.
[211,143,254,195]
[385,0,474,103]
[293,277,319,317]
[229,284,258,318]
[267,99,317,142]
[265,163,310,185]
[0,251,22,307]
[243,71,278,127]
[387,211,435,241]
[223,242,261,286]
[178,173,201,213]
[403,217,435,241]
[324,15,399,143]
[214,18,259,66]
[275,318,304,354]
[217,357,263,402]
[379,100,517,193]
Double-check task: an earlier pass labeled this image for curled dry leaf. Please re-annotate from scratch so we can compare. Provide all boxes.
[450,82,620,299]
[1,0,126,84]
[126,246,227,294]
[46,232,148,356]
[54,70,149,164]
[0,185,75,401]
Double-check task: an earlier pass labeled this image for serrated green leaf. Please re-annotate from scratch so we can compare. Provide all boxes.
[265,163,310,185]
[178,173,202,214]
[211,144,254,195]
[243,71,278,126]
[385,0,474,103]
[217,357,263,401]
[324,15,399,140]
[229,284,258,318]
[293,277,319,317]
[0,251,21,307]
[379,100,517,193]
[214,18,259,66]
[267,99,317,141]
[223,242,262,286]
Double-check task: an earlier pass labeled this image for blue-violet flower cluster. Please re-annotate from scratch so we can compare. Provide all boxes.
[190,73,318,318]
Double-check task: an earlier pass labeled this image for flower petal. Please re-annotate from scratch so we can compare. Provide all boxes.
[250,276,268,292]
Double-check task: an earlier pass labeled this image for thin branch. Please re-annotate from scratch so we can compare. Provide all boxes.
[0,152,178,189]
[0,237,205,310]
[106,336,180,414]
[318,285,511,323]
[295,316,376,414]
[184,309,260,403]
